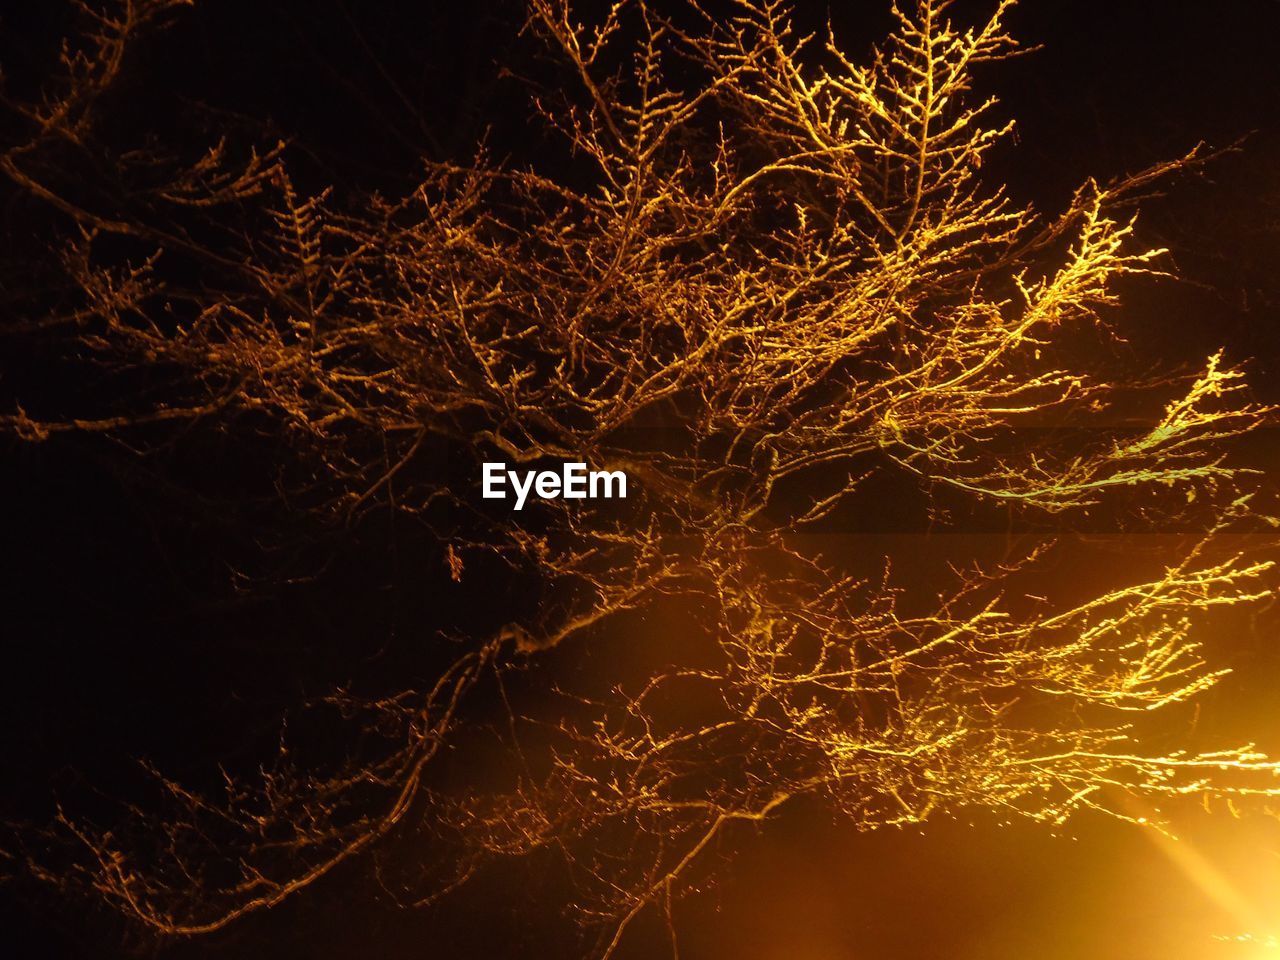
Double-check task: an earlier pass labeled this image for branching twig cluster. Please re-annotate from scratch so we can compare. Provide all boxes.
[2,1,1278,954]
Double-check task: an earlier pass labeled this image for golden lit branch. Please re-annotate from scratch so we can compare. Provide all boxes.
[1,0,1277,955]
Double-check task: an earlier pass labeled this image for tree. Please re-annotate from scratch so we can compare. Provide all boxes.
[2,0,1278,955]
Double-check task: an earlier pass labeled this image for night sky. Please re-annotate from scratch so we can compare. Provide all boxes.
[3,2,1280,958]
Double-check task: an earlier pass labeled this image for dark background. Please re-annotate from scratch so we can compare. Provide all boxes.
[2,1,1280,957]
